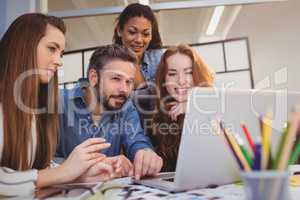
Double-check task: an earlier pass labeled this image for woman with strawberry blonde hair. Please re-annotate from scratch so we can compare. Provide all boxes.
[149,44,214,172]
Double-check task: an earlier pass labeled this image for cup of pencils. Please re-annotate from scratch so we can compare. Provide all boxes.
[215,107,300,200]
[241,170,290,200]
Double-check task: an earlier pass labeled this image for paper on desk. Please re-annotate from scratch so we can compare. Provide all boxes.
[86,177,300,200]
[290,175,300,187]
[86,178,246,200]
[35,182,103,199]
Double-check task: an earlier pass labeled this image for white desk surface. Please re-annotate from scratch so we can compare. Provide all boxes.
[83,176,300,200]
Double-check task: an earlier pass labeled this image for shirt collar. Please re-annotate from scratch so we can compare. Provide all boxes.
[142,50,150,67]
[68,78,89,100]
[67,78,127,118]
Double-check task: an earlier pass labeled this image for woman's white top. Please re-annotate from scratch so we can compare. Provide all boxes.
[0,104,38,197]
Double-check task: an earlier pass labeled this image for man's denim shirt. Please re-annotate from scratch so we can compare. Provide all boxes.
[55,84,153,161]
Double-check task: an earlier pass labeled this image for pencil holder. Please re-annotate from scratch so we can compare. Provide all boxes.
[241,171,290,200]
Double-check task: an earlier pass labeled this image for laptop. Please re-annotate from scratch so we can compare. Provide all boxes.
[134,88,300,192]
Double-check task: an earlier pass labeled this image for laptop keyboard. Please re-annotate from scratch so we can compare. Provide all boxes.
[163,178,174,182]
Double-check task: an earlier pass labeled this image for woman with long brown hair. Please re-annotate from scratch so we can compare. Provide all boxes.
[149,44,214,172]
[0,13,113,197]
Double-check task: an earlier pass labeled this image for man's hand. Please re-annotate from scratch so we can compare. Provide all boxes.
[133,149,163,180]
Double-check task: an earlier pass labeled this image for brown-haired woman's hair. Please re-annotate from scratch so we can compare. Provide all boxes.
[0,13,66,170]
[149,44,214,171]
[112,3,162,49]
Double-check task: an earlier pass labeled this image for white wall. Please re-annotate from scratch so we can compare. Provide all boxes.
[0,0,38,38]
[63,14,117,50]
[0,0,8,39]
[227,0,300,91]
[39,0,300,92]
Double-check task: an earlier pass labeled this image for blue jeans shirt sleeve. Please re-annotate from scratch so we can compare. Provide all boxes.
[55,86,154,161]
[121,101,153,161]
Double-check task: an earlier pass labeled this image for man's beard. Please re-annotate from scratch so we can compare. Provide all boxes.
[94,84,128,111]
[102,94,128,111]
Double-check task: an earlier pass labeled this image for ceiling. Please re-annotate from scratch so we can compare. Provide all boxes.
[48,0,215,11]
[46,0,283,51]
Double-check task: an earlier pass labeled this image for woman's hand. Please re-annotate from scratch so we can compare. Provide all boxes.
[167,101,187,121]
[77,160,114,182]
[104,155,134,178]
[59,138,111,183]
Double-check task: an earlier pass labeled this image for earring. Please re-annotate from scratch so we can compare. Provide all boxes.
[117,27,121,37]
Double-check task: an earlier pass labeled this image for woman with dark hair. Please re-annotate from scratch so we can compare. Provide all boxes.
[113,3,162,84]
[149,44,215,172]
[113,3,163,124]
[0,13,113,197]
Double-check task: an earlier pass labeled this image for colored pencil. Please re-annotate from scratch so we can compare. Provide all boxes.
[289,136,300,165]
[220,123,251,172]
[261,115,272,170]
[259,115,264,137]
[218,122,244,170]
[235,134,253,167]
[253,143,262,170]
[240,144,253,168]
[278,105,300,170]
[273,124,289,169]
[240,122,256,155]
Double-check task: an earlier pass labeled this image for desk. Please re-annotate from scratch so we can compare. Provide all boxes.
[85,177,300,200]
[35,175,300,199]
